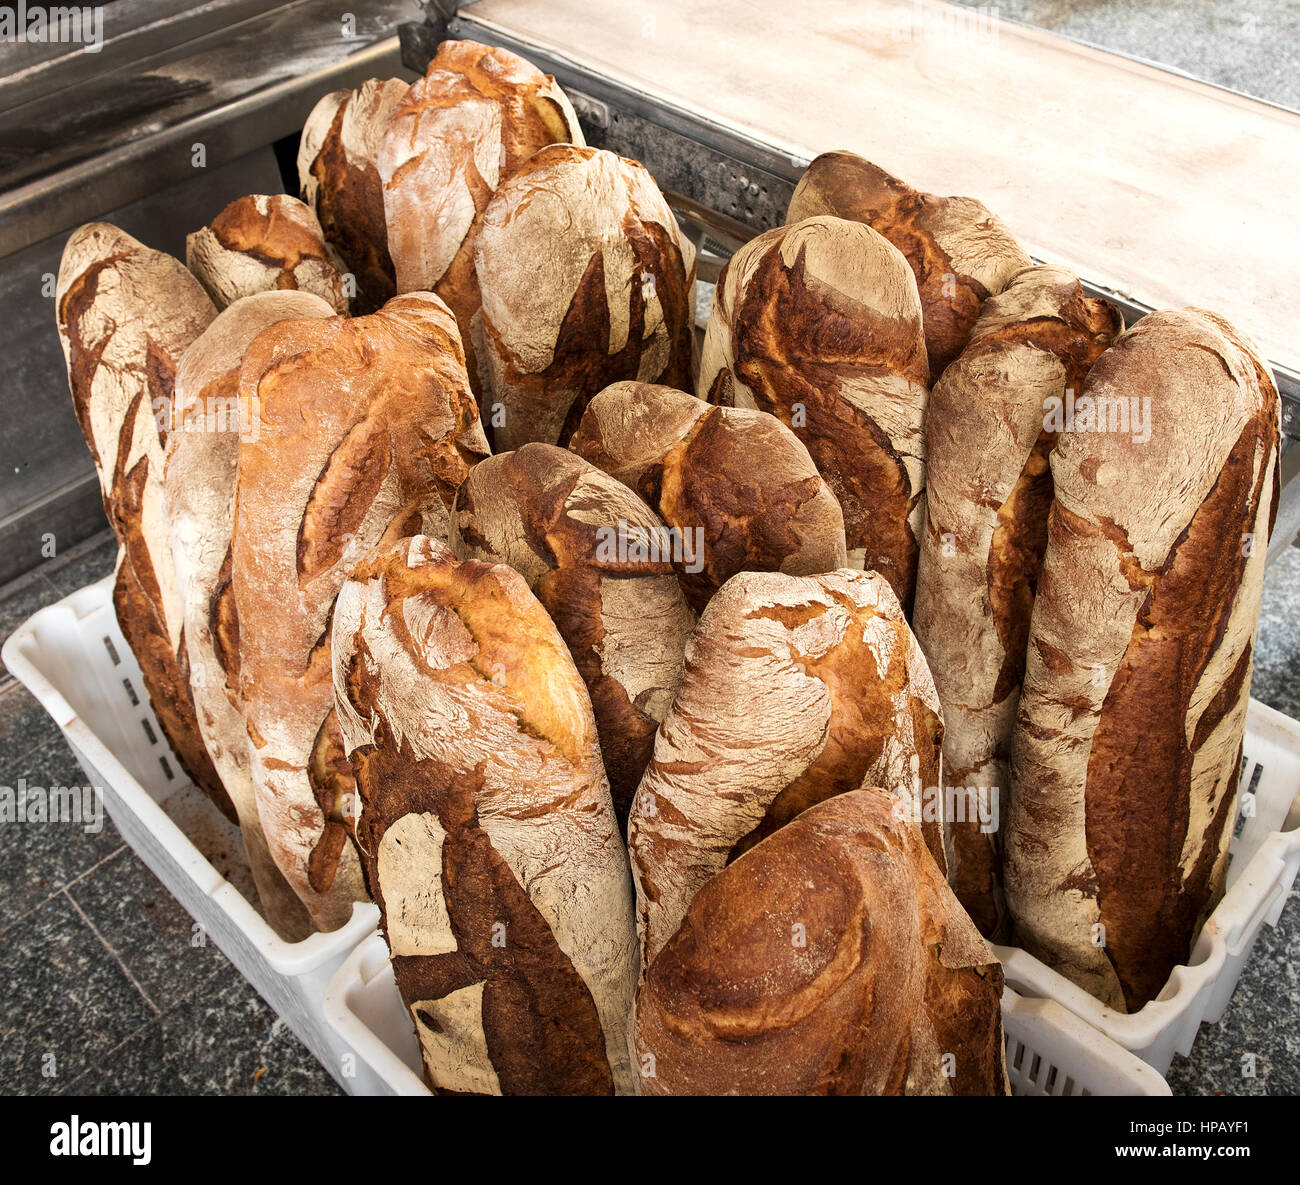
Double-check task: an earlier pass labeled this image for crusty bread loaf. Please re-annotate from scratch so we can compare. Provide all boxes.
[298,78,409,312]
[633,789,1009,1095]
[186,194,348,314]
[787,150,1032,379]
[379,39,583,393]
[449,443,694,823]
[698,216,928,609]
[166,291,338,941]
[568,381,847,611]
[1005,308,1281,1011]
[474,144,696,451]
[55,222,231,816]
[332,535,638,1094]
[233,292,489,931]
[628,567,943,969]
[912,265,1121,937]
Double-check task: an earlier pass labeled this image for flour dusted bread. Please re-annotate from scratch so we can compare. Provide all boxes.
[298,78,409,312]
[332,535,638,1094]
[233,292,489,931]
[55,222,230,815]
[166,291,337,941]
[379,39,582,391]
[913,265,1121,936]
[449,443,694,822]
[1005,308,1281,1011]
[634,789,1008,1096]
[698,216,928,608]
[186,194,348,313]
[788,150,1032,379]
[628,567,943,969]
[569,382,847,611]
[474,144,696,450]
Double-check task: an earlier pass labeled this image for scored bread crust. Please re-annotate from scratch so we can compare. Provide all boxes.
[697,216,928,609]
[569,381,847,612]
[379,39,584,394]
[627,567,944,970]
[1005,308,1281,1011]
[298,78,410,313]
[233,292,489,931]
[331,535,638,1095]
[449,443,695,825]
[186,194,348,314]
[787,150,1032,380]
[166,291,338,942]
[473,144,696,450]
[55,222,231,816]
[633,789,1009,1096]
[912,265,1122,937]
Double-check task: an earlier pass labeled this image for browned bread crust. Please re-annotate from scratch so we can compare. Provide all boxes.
[449,443,694,822]
[379,39,583,395]
[698,216,928,609]
[298,78,409,313]
[186,194,348,313]
[913,265,1121,937]
[633,789,1009,1095]
[473,144,696,451]
[332,535,638,1094]
[628,567,943,970]
[1005,308,1281,1011]
[569,381,847,611]
[787,150,1032,380]
[55,222,231,817]
[233,292,489,930]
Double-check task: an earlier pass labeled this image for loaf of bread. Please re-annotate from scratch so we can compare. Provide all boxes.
[166,291,338,941]
[633,789,1009,1095]
[787,150,1032,379]
[1005,308,1281,1011]
[628,567,943,969]
[448,443,694,823]
[474,144,696,450]
[912,265,1121,937]
[298,78,409,312]
[569,382,847,611]
[379,39,583,392]
[186,194,348,314]
[55,222,231,816]
[698,216,928,609]
[233,292,489,930]
[332,535,638,1094]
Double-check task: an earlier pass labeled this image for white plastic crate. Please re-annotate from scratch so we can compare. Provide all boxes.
[995,696,1300,1075]
[2,576,382,1094]
[323,932,1170,1096]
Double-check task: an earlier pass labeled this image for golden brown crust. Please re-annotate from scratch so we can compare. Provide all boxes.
[474,145,696,451]
[787,151,1032,380]
[570,382,847,611]
[379,39,584,396]
[449,443,695,823]
[233,291,489,930]
[186,194,348,314]
[1006,308,1281,1010]
[298,79,409,313]
[627,568,944,970]
[912,265,1121,937]
[633,789,1008,1095]
[55,223,230,816]
[332,535,637,1094]
[697,216,928,609]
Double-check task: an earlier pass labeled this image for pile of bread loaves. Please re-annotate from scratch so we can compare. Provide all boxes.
[53,39,1280,1095]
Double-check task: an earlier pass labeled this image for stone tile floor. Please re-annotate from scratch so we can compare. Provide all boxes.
[1,529,1297,1094]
